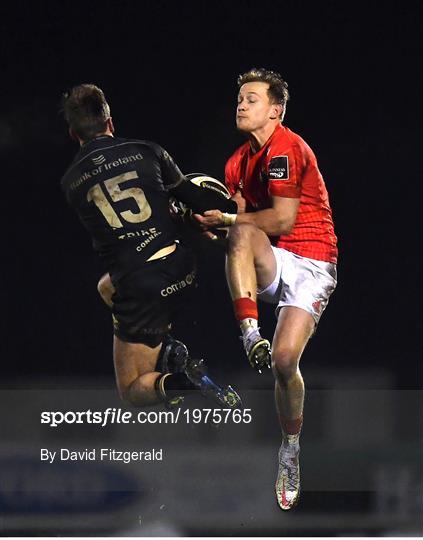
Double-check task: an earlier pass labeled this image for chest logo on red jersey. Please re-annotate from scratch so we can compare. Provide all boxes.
[268,155,289,180]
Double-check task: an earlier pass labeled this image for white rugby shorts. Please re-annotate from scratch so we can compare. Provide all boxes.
[257,246,337,324]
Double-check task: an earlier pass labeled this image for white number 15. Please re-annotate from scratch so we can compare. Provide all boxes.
[87,171,152,229]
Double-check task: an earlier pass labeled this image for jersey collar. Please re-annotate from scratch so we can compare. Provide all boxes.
[249,123,283,156]
[82,134,114,147]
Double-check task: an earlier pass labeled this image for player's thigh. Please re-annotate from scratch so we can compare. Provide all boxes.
[229,223,277,290]
[253,229,278,290]
[113,336,161,397]
[272,306,315,365]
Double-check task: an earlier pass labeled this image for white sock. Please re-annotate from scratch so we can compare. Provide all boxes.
[284,433,300,450]
[239,318,258,337]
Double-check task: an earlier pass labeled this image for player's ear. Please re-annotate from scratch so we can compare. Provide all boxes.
[269,103,283,120]
[107,117,115,134]
[69,128,78,142]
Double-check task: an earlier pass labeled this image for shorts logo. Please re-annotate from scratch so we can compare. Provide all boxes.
[312,300,322,313]
[139,325,171,335]
[268,156,289,181]
[160,270,196,297]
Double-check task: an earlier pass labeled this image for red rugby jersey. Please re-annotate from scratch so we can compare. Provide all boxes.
[225,124,338,263]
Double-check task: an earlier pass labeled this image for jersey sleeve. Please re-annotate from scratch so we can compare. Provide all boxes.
[224,157,239,196]
[152,143,185,189]
[267,142,305,198]
[170,181,237,214]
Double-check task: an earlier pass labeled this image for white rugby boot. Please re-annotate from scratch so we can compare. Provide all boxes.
[275,434,301,510]
[242,328,271,373]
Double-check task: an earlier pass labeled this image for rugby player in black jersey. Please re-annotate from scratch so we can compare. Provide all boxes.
[61,84,240,409]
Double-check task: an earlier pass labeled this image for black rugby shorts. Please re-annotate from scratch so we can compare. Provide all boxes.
[112,243,196,347]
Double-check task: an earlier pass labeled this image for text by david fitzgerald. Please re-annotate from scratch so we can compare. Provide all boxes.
[41,448,163,464]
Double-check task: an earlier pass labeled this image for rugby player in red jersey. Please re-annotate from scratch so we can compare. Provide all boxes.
[195,68,338,510]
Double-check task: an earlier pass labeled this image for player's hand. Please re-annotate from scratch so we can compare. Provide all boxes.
[202,230,217,240]
[232,189,246,214]
[193,210,224,229]
[202,228,228,241]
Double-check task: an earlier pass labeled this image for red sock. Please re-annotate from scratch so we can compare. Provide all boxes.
[281,415,303,435]
[233,297,258,322]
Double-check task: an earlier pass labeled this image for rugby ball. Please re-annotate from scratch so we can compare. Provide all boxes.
[169,173,229,220]
[185,173,230,199]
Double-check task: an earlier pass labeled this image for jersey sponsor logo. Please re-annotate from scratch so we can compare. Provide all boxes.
[92,154,106,165]
[117,227,160,242]
[69,153,144,191]
[268,156,289,180]
[135,230,162,252]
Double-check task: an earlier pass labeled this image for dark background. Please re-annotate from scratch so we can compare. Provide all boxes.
[0,0,422,537]
[1,1,420,385]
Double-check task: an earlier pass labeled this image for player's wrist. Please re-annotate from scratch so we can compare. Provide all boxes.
[221,213,237,226]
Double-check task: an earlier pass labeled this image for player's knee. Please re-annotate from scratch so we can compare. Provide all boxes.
[272,346,299,382]
[97,275,108,296]
[228,223,258,250]
[97,273,114,307]
[118,384,132,405]
[119,384,148,407]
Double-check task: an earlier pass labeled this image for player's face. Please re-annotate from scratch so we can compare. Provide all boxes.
[236,82,280,133]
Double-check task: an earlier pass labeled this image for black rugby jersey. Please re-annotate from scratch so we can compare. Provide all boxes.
[61,136,186,280]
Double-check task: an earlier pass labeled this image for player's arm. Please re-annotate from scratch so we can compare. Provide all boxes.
[231,189,246,214]
[194,195,299,236]
[195,145,305,235]
[170,180,238,214]
[156,143,237,214]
